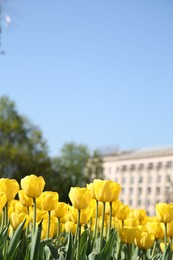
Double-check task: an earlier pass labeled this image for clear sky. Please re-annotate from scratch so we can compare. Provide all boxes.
[0,0,173,156]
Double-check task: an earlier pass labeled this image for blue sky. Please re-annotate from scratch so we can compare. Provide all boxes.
[0,0,173,156]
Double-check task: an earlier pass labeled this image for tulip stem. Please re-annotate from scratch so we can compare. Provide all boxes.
[99,202,106,253]
[57,217,61,238]
[75,209,81,260]
[164,223,167,252]
[47,210,51,239]
[93,200,98,241]
[1,207,4,229]
[151,240,156,258]
[4,203,8,227]
[33,198,37,234]
[141,250,146,260]
[107,201,112,241]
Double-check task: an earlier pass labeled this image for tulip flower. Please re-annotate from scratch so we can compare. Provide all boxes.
[53,202,69,219]
[18,190,33,208]
[156,203,173,224]
[0,192,7,212]
[92,179,121,203]
[0,178,19,202]
[135,230,155,250]
[65,221,77,235]
[146,221,164,240]
[69,187,91,210]
[39,191,59,211]
[69,206,93,225]
[21,174,45,198]
[119,226,137,244]
[21,174,45,233]
[10,212,31,230]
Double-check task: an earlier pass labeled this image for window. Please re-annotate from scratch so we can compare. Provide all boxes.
[131,165,135,171]
[147,200,150,206]
[138,187,142,195]
[148,175,152,183]
[166,161,172,169]
[147,187,151,194]
[148,163,153,170]
[122,187,125,194]
[122,165,127,172]
[139,164,144,170]
[165,186,170,196]
[138,176,143,183]
[166,174,171,182]
[156,187,160,195]
[130,187,133,194]
[157,175,161,183]
[130,176,134,184]
[122,175,126,184]
[129,199,133,206]
[138,199,141,206]
[157,162,162,170]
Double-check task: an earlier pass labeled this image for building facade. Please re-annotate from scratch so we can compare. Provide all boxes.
[102,147,173,215]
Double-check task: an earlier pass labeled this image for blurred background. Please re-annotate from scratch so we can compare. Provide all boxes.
[0,0,173,203]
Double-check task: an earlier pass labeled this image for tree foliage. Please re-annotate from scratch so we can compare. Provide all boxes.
[51,143,104,202]
[0,96,52,187]
[0,96,104,199]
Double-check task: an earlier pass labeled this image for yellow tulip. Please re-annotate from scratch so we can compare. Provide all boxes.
[69,206,93,224]
[167,221,173,238]
[41,218,55,240]
[129,209,146,222]
[156,203,173,223]
[92,179,121,202]
[160,242,173,252]
[12,200,28,215]
[146,221,164,240]
[21,174,45,198]
[87,183,96,200]
[124,217,139,227]
[53,202,69,218]
[69,187,91,210]
[39,191,59,211]
[0,192,7,211]
[60,212,71,223]
[29,209,47,223]
[135,230,155,250]
[10,212,31,230]
[117,205,130,221]
[112,200,122,217]
[118,227,137,244]
[65,221,77,235]
[0,178,19,202]
[18,190,33,207]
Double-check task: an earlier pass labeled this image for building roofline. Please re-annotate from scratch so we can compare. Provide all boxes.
[102,146,173,161]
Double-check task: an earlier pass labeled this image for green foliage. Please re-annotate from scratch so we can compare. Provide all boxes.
[51,143,104,202]
[0,96,52,187]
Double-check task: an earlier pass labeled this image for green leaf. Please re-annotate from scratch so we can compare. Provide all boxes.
[46,242,59,259]
[7,220,26,260]
[100,230,116,260]
[65,232,74,260]
[161,243,173,260]
[30,221,42,260]
[88,252,100,260]
[43,245,51,260]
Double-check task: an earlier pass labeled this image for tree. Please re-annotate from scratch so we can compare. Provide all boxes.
[50,142,104,202]
[0,96,52,188]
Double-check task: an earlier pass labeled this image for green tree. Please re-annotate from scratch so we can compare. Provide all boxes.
[51,142,104,202]
[0,96,52,188]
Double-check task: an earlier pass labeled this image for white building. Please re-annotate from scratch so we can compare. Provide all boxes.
[102,147,173,215]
